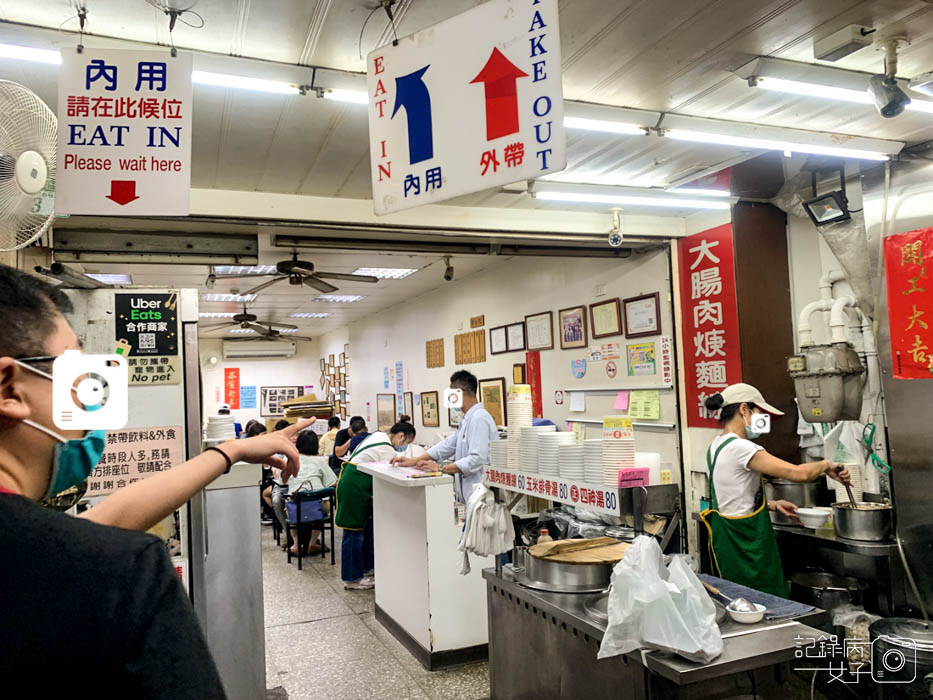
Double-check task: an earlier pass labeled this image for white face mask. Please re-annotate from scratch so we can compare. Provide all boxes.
[745,413,763,440]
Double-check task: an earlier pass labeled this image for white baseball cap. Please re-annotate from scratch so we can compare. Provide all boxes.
[719,383,784,416]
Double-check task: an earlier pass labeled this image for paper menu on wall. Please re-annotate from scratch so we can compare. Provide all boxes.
[569,391,586,412]
[628,390,660,420]
[613,391,630,410]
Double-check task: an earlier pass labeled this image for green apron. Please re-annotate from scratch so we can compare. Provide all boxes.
[334,440,392,531]
[698,436,789,598]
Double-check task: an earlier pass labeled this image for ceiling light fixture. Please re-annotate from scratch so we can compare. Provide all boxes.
[213,264,279,275]
[802,167,851,226]
[563,116,648,135]
[351,267,418,279]
[289,312,331,318]
[752,76,933,115]
[533,187,731,210]
[663,128,890,161]
[667,187,732,198]
[0,43,61,64]
[200,312,238,318]
[321,89,369,105]
[202,293,257,303]
[315,295,364,303]
[228,328,257,334]
[85,273,132,285]
[192,70,301,95]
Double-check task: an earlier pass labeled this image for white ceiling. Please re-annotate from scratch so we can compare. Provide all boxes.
[2,0,933,211]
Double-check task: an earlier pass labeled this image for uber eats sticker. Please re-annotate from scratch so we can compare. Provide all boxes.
[115,292,181,385]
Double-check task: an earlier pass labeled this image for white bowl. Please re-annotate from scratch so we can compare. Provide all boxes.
[727,603,766,624]
[796,507,830,529]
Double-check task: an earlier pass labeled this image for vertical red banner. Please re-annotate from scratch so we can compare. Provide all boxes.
[677,223,743,428]
[884,227,933,379]
[224,367,240,409]
[525,350,543,418]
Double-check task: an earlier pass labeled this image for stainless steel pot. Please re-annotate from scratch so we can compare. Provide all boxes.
[765,478,819,526]
[833,501,893,541]
[517,554,611,594]
[789,572,867,612]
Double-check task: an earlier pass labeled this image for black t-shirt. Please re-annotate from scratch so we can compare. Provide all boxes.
[330,428,352,470]
[0,493,227,699]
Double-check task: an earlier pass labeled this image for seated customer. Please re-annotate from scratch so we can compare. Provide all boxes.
[347,418,370,453]
[335,421,416,590]
[332,415,364,475]
[319,416,341,458]
[287,430,337,556]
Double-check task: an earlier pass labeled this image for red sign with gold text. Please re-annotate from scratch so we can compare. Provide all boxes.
[525,351,543,419]
[884,228,933,379]
[224,367,240,409]
[677,224,743,428]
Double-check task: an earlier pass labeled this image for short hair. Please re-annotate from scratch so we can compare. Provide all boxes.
[274,419,290,431]
[218,407,231,415]
[0,264,73,359]
[327,416,341,429]
[245,423,267,438]
[349,417,367,433]
[399,414,411,423]
[296,430,319,456]
[450,369,478,396]
[390,422,416,440]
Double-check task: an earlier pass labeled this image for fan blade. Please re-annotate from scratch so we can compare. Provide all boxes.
[247,323,274,336]
[291,335,314,341]
[290,261,317,275]
[266,322,299,330]
[199,322,237,331]
[302,276,339,293]
[314,271,379,284]
[243,277,286,295]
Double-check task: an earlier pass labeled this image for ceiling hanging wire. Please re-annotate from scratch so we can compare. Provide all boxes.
[144,0,206,56]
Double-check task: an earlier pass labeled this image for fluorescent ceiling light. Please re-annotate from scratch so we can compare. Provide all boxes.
[564,116,647,135]
[664,128,889,161]
[85,273,132,284]
[290,312,330,318]
[276,328,299,333]
[202,293,257,302]
[228,328,256,334]
[0,43,61,64]
[200,312,237,318]
[316,295,364,303]
[753,76,933,115]
[534,190,731,210]
[668,187,732,198]
[192,70,300,95]
[322,89,368,105]
[352,267,417,279]
[213,264,278,275]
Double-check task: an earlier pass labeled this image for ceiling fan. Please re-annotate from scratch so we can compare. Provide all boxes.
[200,304,312,340]
[208,253,379,295]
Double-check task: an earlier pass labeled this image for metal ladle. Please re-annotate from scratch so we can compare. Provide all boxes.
[702,581,758,612]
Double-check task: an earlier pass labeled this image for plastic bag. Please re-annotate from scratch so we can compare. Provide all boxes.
[598,536,723,664]
[567,519,609,539]
[538,508,575,538]
[833,604,882,630]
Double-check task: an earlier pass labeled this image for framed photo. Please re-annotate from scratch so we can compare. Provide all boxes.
[513,363,525,385]
[421,391,439,428]
[260,386,301,417]
[319,358,325,371]
[479,377,507,427]
[340,389,347,403]
[376,394,397,432]
[490,325,508,355]
[524,310,554,351]
[449,406,464,428]
[506,322,526,352]
[623,292,661,338]
[403,392,414,419]
[590,298,623,339]
[340,352,346,365]
[329,354,335,366]
[559,305,588,349]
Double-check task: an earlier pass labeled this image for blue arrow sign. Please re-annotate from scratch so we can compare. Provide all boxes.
[392,65,434,164]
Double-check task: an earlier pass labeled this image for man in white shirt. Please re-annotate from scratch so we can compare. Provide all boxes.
[393,370,498,503]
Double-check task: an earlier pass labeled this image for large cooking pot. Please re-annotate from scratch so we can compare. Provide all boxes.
[789,572,867,612]
[870,618,933,697]
[833,501,893,541]
[765,478,819,526]
[519,554,611,594]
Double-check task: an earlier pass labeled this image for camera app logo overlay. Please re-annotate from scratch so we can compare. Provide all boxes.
[53,351,129,430]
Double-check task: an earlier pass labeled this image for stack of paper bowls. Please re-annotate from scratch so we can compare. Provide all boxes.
[830,462,865,502]
[559,443,585,481]
[489,439,508,471]
[584,439,603,484]
[507,385,534,470]
[538,432,577,477]
[602,417,636,487]
[520,425,556,472]
[205,415,236,442]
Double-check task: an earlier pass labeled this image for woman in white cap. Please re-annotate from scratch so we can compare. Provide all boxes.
[699,383,850,597]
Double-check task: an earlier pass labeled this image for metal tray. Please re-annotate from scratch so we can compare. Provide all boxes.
[513,568,609,594]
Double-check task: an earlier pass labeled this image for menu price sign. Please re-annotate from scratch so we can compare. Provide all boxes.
[85,425,183,497]
[677,224,742,428]
[884,228,933,379]
[484,467,620,516]
[115,292,181,385]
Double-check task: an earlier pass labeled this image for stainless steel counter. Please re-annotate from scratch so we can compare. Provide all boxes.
[484,567,827,699]
[772,524,898,557]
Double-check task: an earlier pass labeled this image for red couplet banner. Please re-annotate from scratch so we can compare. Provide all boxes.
[884,227,933,379]
[525,351,543,418]
[224,367,240,409]
[677,223,743,428]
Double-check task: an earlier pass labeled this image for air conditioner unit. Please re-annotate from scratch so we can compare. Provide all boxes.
[222,339,296,359]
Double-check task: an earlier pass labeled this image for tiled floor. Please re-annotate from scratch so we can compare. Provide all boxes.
[262,526,490,700]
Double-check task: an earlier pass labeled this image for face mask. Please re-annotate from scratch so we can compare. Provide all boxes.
[394,444,407,453]
[745,415,763,440]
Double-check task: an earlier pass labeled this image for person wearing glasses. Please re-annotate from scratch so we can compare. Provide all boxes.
[0,265,314,698]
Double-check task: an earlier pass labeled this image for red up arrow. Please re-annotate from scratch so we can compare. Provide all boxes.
[470,48,529,141]
[106,180,139,206]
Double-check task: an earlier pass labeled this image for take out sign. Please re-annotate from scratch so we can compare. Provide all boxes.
[367,0,567,214]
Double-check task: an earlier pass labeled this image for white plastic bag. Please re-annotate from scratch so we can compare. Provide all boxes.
[598,536,723,664]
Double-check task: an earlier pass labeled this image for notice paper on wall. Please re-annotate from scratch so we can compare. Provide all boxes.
[628,390,661,420]
[240,385,257,409]
[613,391,630,411]
[569,391,586,412]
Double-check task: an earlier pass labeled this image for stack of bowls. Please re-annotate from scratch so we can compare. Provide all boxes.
[584,439,603,484]
[489,439,508,471]
[506,386,533,470]
[538,431,577,477]
[205,415,236,442]
[559,443,585,481]
[520,425,556,472]
[602,417,636,487]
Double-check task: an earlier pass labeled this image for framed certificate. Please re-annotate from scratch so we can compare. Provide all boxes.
[589,298,623,339]
[506,322,526,352]
[524,310,554,351]
[479,377,507,427]
[421,391,439,428]
[376,394,397,432]
[623,292,661,338]
[490,325,508,355]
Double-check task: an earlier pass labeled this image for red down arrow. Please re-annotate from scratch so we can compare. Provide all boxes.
[470,48,529,142]
[106,180,139,206]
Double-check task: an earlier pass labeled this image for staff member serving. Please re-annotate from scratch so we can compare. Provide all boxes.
[699,383,850,597]
[392,370,498,503]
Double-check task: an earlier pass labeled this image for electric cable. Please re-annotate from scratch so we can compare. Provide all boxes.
[358,5,382,60]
